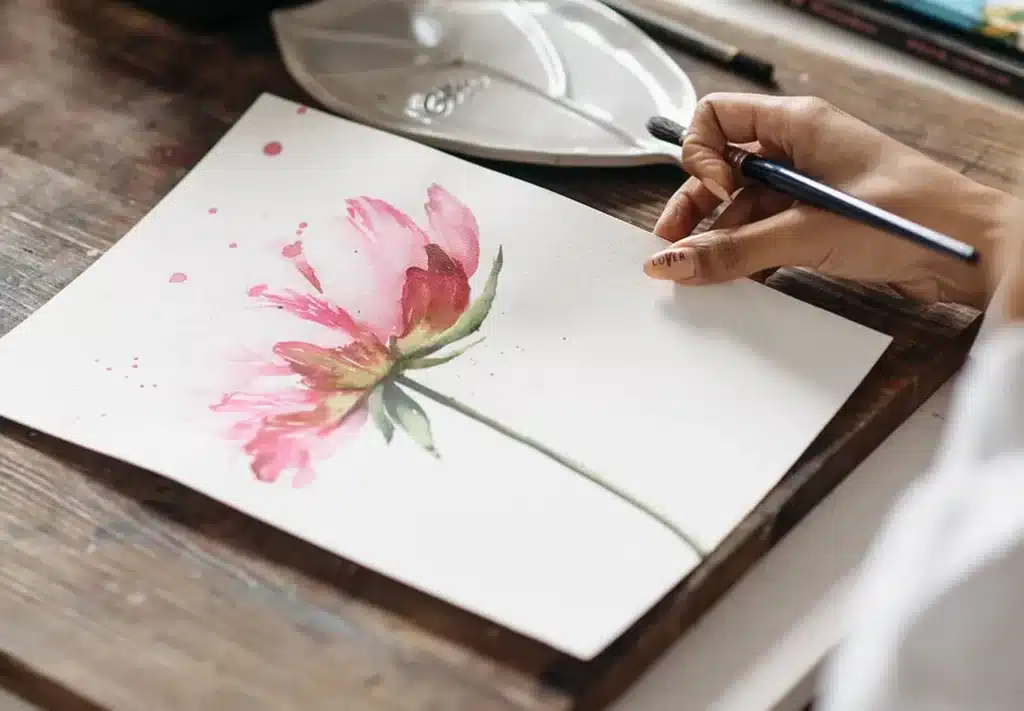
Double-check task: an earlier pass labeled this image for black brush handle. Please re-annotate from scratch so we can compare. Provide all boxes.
[729,148,978,262]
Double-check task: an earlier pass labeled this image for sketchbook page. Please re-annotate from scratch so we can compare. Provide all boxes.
[0,94,891,660]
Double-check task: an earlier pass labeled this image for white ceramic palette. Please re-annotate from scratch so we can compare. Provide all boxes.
[271,0,696,166]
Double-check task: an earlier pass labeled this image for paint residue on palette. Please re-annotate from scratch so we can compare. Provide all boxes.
[263,141,283,157]
[169,272,188,283]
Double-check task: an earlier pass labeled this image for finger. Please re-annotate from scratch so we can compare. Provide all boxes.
[704,187,794,283]
[653,177,722,241]
[643,207,834,284]
[707,186,793,232]
[681,93,856,199]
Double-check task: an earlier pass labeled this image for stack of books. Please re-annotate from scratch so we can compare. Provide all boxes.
[779,0,1024,100]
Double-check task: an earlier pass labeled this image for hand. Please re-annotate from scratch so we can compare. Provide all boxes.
[643,93,1022,308]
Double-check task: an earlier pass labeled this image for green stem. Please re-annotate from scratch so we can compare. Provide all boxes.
[394,375,706,558]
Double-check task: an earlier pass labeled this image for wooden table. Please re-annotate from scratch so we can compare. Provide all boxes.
[2,1,1022,710]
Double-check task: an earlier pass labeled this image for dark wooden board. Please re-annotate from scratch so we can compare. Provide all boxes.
[1,0,1021,709]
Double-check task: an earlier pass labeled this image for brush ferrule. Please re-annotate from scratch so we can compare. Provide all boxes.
[723,145,750,171]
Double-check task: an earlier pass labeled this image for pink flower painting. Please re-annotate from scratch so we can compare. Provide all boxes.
[211,184,702,555]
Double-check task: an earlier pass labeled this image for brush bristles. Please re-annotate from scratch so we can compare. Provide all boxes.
[646,116,686,145]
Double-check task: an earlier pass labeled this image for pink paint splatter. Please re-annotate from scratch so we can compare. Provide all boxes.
[298,222,308,229]
[281,241,323,293]
[105,367,112,372]
[263,141,283,157]
[208,207,218,215]
[169,272,188,283]
[229,242,238,249]
[297,106,308,114]
[132,364,138,369]
[248,284,268,298]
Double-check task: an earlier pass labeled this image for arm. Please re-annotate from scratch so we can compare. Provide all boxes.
[647,92,1024,711]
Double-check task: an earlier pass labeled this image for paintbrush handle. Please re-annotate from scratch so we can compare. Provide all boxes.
[726,147,979,263]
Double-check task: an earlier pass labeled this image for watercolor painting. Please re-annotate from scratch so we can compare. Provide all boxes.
[0,95,895,659]
[209,184,703,555]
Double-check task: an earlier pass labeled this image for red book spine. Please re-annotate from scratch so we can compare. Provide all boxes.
[779,0,1024,100]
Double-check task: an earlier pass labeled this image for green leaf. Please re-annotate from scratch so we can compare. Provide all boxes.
[368,386,394,444]
[402,337,484,371]
[408,247,503,359]
[381,382,439,457]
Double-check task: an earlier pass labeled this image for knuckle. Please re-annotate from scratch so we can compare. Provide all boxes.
[695,92,727,114]
[791,95,835,121]
[787,96,844,151]
[693,231,743,279]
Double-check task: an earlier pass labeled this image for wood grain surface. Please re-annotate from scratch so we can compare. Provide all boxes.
[1,0,1020,709]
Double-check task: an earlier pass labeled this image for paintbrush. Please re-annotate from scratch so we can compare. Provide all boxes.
[646,115,979,263]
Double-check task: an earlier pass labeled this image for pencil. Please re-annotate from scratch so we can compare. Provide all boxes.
[646,116,978,263]
[599,0,777,87]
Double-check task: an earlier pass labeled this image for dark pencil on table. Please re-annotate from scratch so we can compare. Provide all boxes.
[646,116,978,263]
[599,0,777,87]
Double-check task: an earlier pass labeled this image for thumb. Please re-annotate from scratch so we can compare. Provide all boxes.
[643,208,829,284]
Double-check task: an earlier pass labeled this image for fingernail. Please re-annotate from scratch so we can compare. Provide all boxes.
[703,179,732,204]
[644,247,696,280]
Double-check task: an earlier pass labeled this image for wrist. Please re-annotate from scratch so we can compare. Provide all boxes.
[940,185,1022,310]
[977,190,1024,306]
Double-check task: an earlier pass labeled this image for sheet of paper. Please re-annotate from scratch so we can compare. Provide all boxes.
[0,94,891,660]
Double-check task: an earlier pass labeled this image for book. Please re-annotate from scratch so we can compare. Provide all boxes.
[882,0,1024,52]
[0,94,890,659]
[781,0,1024,99]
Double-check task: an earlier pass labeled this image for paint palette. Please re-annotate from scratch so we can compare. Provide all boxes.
[271,0,696,166]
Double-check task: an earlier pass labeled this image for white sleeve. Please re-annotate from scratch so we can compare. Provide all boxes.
[819,324,1024,711]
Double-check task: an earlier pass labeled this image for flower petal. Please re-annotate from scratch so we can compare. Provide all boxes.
[273,335,391,391]
[334,197,432,341]
[212,385,367,487]
[425,184,480,277]
[398,244,470,350]
[249,287,366,337]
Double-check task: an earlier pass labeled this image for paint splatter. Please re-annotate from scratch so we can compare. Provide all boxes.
[297,106,308,114]
[169,272,188,283]
[229,242,238,249]
[132,364,138,369]
[298,222,308,229]
[248,284,268,298]
[208,207,218,215]
[263,141,283,157]
[105,367,112,372]
[281,241,323,293]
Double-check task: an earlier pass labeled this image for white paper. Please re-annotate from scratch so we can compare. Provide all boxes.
[0,94,891,660]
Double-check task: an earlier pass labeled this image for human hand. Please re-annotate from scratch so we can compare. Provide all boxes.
[643,93,1022,308]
